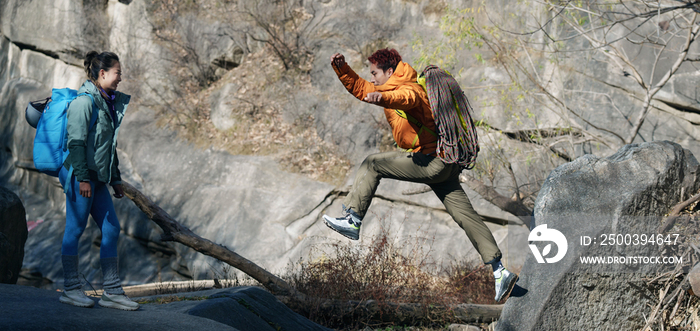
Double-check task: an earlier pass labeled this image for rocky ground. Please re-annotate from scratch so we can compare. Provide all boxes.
[1,283,329,331]
[1,283,493,331]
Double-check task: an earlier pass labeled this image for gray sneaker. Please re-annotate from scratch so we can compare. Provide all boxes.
[59,289,95,308]
[98,293,140,311]
[322,209,362,240]
[494,269,518,302]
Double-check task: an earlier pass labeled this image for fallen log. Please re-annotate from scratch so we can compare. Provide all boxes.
[279,297,504,325]
[121,181,302,299]
[658,191,700,232]
[121,181,503,324]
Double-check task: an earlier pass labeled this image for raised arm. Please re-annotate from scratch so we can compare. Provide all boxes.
[331,53,377,101]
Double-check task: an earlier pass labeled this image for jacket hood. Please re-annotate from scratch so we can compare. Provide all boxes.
[78,80,101,99]
[375,61,418,92]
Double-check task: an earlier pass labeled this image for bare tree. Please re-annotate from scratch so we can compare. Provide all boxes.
[411,1,700,218]
[236,0,332,72]
[521,0,700,145]
[147,0,221,88]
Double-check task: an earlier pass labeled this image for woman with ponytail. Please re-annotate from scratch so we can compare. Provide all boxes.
[58,51,138,310]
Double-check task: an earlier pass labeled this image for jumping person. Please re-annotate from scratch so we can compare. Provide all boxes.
[58,51,139,310]
[322,49,518,302]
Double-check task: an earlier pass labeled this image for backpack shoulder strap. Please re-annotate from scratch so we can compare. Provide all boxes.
[394,109,436,136]
[394,109,437,151]
[77,93,99,131]
[63,93,99,195]
[393,76,438,151]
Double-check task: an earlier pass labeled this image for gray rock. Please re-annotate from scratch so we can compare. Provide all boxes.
[689,263,700,297]
[209,83,241,130]
[0,186,27,284]
[497,141,700,331]
[19,196,178,290]
[188,287,331,331]
[116,107,339,279]
[0,0,110,66]
[0,283,238,330]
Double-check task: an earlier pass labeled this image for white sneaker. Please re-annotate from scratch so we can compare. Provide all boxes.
[59,289,95,308]
[322,212,361,240]
[494,269,518,302]
[98,293,140,311]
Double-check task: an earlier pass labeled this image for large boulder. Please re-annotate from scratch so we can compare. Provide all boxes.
[186,287,331,331]
[0,186,27,284]
[0,283,238,330]
[0,283,330,330]
[497,141,700,331]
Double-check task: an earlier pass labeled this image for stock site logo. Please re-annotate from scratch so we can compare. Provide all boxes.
[529,224,568,263]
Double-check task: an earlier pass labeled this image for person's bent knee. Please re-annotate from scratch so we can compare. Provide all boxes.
[363,153,381,165]
[363,152,400,171]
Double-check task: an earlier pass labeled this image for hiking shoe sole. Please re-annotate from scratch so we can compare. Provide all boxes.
[98,295,139,311]
[323,215,360,240]
[59,294,95,308]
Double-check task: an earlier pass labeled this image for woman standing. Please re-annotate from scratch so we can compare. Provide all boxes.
[58,51,138,311]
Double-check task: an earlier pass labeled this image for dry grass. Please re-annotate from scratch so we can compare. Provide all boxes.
[149,46,351,186]
[147,1,351,186]
[284,222,496,330]
[642,192,700,331]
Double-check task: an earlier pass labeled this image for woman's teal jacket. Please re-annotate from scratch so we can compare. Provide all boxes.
[64,80,129,185]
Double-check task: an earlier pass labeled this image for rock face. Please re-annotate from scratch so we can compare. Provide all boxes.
[0,0,532,289]
[0,186,27,284]
[1,0,698,296]
[497,141,700,331]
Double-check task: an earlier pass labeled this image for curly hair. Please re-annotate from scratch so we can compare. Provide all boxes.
[368,48,402,72]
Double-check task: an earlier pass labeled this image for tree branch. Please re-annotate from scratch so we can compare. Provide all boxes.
[120,181,302,299]
[459,174,533,217]
[627,12,700,144]
[658,191,700,232]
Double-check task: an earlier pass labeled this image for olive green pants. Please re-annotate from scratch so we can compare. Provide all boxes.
[344,151,502,264]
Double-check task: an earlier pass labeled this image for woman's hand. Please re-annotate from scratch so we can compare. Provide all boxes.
[112,184,124,199]
[79,181,92,198]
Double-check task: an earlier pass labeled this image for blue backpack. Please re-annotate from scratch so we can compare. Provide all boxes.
[32,88,97,177]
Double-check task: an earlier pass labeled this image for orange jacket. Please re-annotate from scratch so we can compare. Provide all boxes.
[333,61,438,155]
